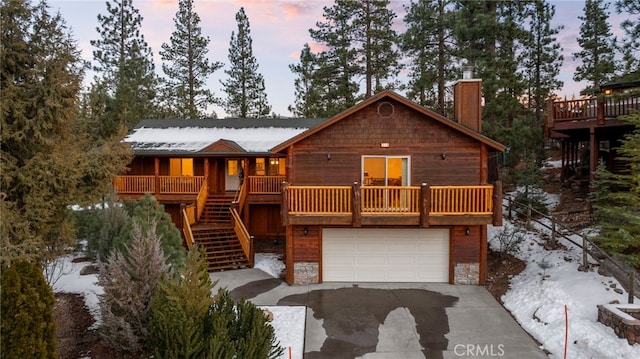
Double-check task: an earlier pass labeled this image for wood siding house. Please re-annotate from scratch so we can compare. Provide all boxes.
[115,79,506,285]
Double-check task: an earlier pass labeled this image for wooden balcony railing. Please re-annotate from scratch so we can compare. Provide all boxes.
[159,176,205,193]
[114,175,205,194]
[181,206,195,246]
[247,176,286,194]
[114,175,155,193]
[430,185,493,215]
[284,184,496,217]
[547,95,640,127]
[287,186,352,214]
[361,186,420,214]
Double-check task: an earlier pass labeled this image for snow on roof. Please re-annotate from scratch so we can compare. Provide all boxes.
[125,126,311,153]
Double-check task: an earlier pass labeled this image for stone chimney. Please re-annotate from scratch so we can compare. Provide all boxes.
[454,68,482,132]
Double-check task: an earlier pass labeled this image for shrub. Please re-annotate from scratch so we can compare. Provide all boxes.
[207,289,284,359]
[98,221,170,352]
[75,196,128,261]
[1,261,57,358]
[148,245,215,358]
[493,224,525,257]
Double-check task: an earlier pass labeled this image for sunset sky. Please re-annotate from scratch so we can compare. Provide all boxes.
[48,0,630,118]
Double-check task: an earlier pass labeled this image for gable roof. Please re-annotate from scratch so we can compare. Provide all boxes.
[125,118,329,155]
[271,90,506,153]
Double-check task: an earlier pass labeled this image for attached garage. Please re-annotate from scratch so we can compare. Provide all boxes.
[322,228,450,282]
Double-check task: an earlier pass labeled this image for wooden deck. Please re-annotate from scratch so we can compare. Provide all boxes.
[114,175,503,227]
[546,95,639,135]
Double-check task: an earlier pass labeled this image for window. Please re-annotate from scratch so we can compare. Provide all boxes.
[228,160,238,176]
[362,156,409,186]
[255,158,266,176]
[269,158,286,175]
[169,158,193,176]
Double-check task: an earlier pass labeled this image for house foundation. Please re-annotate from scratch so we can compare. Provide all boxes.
[454,263,480,285]
[293,262,319,285]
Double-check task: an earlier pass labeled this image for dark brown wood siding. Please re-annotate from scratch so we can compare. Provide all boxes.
[247,204,285,240]
[292,225,320,262]
[289,99,482,186]
[451,225,481,263]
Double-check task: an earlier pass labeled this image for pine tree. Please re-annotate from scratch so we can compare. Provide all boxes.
[522,0,564,128]
[148,245,215,358]
[1,0,129,265]
[160,0,223,119]
[208,289,284,359]
[309,0,360,114]
[615,0,640,79]
[98,221,170,352]
[91,0,157,135]
[221,7,271,118]
[592,113,640,266]
[402,0,457,114]
[350,0,402,98]
[288,43,325,117]
[1,260,57,358]
[573,0,616,95]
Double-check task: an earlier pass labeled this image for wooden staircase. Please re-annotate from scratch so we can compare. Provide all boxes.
[192,194,251,271]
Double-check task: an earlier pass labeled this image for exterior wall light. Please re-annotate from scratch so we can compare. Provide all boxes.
[441,152,446,160]
[465,228,470,236]
[304,227,309,236]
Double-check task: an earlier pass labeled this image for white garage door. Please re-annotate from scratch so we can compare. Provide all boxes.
[322,228,449,282]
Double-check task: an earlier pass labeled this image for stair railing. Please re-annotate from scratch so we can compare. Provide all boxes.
[230,203,253,267]
[196,177,208,221]
[234,177,248,213]
[181,206,195,246]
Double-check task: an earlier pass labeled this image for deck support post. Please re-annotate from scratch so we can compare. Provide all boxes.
[492,180,503,226]
[352,182,361,228]
[590,127,598,182]
[420,183,430,228]
[281,182,289,227]
[154,157,160,196]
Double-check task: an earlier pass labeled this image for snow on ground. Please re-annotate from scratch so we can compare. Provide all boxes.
[51,252,302,359]
[489,208,640,358]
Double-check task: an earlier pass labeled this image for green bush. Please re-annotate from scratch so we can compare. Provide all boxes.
[207,289,284,359]
[148,246,283,359]
[1,261,57,358]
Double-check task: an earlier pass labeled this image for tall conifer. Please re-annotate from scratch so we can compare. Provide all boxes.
[160,0,223,119]
[221,7,270,118]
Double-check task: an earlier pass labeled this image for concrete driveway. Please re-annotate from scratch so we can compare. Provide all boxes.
[211,268,548,359]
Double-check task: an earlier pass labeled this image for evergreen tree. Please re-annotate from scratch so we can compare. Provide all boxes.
[522,0,564,129]
[288,43,325,117]
[208,289,284,359]
[351,0,402,98]
[221,7,270,118]
[160,0,223,119]
[91,0,157,135]
[592,113,640,266]
[573,0,616,95]
[120,194,185,268]
[148,245,215,358]
[98,221,170,352]
[1,0,130,265]
[1,260,57,358]
[616,0,640,79]
[402,0,457,114]
[309,0,361,115]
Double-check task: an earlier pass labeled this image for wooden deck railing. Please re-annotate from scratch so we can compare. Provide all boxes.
[361,186,420,214]
[230,206,253,266]
[159,176,205,193]
[247,176,286,194]
[430,185,493,215]
[287,186,352,214]
[285,184,494,216]
[114,175,205,194]
[548,95,640,125]
[114,175,155,193]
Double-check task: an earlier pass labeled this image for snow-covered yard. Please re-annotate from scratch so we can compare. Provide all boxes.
[490,192,640,358]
